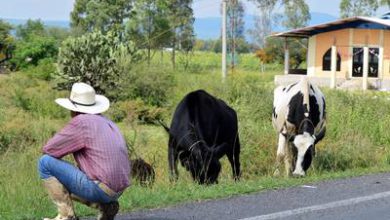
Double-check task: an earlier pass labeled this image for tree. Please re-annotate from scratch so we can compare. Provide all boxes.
[70,0,134,33]
[126,0,172,63]
[248,3,280,49]
[250,0,310,29]
[283,0,310,29]
[250,0,310,70]
[226,0,246,69]
[16,19,45,40]
[261,37,306,68]
[10,19,65,69]
[381,0,390,7]
[0,20,14,65]
[46,27,72,46]
[10,35,57,69]
[340,0,379,18]
[166,0,195,68]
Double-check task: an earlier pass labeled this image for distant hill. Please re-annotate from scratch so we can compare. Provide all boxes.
[4,18,69,28]
[3,12,337,40]
[194,12,338,40]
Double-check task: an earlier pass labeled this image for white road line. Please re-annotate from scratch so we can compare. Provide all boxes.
[239,190,390,220]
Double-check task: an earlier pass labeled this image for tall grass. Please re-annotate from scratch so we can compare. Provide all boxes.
[1,54,390,219]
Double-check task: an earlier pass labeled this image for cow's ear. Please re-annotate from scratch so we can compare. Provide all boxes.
[314,127,326,145]
[213,143,228,158]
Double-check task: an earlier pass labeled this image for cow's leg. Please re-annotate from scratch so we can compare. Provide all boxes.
[168,137,179,182]
[274,133,287,177]
[284,142,293,177]
[227,136,241,181]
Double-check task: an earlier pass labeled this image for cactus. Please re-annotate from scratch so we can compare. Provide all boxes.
[57,31,141,98]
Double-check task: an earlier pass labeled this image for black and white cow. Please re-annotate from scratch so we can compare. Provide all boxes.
[162,90,241,184]
[272,77,326,177]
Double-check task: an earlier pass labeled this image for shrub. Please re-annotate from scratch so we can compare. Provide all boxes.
[25,58,56,80]
[107,99,167,124]
[57,31,141,98]
[116,64,176,107]
[10,35,58,69]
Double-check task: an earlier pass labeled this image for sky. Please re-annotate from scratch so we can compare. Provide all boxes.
[0,0,388,21]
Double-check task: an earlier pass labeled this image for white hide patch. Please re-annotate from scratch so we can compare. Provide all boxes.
[292,132,315,176]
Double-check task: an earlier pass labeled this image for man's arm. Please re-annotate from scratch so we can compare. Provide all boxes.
[42,116,86,158]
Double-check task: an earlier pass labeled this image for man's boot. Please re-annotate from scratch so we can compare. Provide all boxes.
[97,201,119,220]
[43,177,78,220]
[71,194,118,220]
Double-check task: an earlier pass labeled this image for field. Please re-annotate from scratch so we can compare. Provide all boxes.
[1,52,390,219]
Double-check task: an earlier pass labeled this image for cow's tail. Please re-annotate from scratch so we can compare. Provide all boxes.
[300,76,310,117]
[155,119,170,133]
[130,157,155,187]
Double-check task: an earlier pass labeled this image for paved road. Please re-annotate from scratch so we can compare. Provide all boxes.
[89,172,390,220]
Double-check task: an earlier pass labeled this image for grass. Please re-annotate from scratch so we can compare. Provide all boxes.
[2,52,390,219]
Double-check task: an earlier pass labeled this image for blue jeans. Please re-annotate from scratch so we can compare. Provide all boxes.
[38,154,118,203]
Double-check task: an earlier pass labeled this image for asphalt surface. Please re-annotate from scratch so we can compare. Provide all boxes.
[86,172,390,220]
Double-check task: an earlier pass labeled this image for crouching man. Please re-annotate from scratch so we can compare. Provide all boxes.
[37,82,130,220]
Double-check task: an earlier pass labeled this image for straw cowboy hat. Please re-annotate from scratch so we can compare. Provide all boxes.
[55,82,110,114]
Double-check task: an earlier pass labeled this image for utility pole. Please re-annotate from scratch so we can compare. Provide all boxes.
[222,0,227,79]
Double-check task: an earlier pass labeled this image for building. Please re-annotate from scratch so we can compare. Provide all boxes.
[272,16,390,90]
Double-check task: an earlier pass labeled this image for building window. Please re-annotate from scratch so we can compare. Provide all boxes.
[322,48,341,71]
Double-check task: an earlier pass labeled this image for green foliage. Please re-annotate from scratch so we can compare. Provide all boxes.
[117,64,176,106]
[0,74,67,154]
[125,0,172,62]
[166,0,195,67]
[227,0,245,40]
[57,31,141,97]
[70,0,134,33]
[282,0,310,29]
[249,0,310,29]
[3,56,390,219]
[262,37,307,69]
[381,0,390,7]
[16,19,46,40]
[194,39,253,54]
[0,20,14,64]
[5,19,72,71]
[340,0,379,18]
[10,35,58,69]
[107,99,167,124]
[46,27,73,46]
[25,58,56,80]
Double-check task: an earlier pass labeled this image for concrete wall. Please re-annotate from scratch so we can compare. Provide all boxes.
[307,28,390,79]
[313,29,350,78]
[383,31,390,78]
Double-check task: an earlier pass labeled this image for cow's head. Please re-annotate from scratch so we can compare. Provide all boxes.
[290,125,326,177]
[180,142,227,184]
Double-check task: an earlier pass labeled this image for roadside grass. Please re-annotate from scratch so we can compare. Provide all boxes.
[2,54,390,219]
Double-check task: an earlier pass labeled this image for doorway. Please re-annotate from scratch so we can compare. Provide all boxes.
[352,47,379,77]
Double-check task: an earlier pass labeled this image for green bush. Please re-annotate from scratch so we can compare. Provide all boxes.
[57,31,141,98]
[10,35,58,69]
[117,64,176,107]
[107,99,167,124]
[25,58,56,80]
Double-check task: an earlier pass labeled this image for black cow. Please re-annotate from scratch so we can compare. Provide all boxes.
[272,78,326,177]
[162,90,240,184]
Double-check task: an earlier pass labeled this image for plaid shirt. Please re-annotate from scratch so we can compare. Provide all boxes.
[43,114,130,193]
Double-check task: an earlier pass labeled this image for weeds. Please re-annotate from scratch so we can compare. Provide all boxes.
[2,56,390,219]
